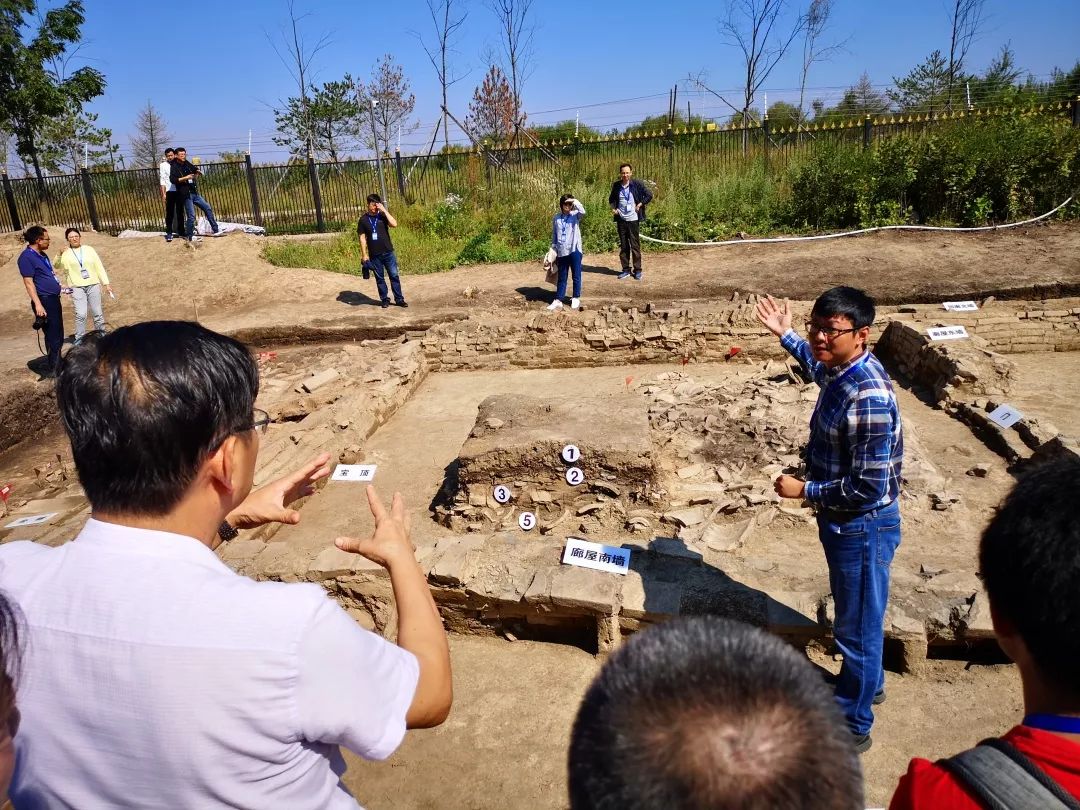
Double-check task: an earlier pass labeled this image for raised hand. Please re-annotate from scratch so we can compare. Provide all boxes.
[227,452,332,529]
[335,486,414,570]
[755,295,793,337]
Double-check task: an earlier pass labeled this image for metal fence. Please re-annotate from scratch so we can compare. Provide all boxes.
[2,99,1077,236]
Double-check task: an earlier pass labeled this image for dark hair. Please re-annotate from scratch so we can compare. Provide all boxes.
[175,147,186,153]
[619,162,633,171]
[559,194,574,207]
[23,226,46,245]
[0,590,23,742]
[568,617,863,810]
[64,227,81,239]
[980,456,1080,699]
[810,286,875,329]
[366,193,382,204]
[56,321,260,516]
[164,148,175,155]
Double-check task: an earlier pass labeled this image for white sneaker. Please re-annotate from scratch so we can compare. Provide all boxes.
[571,298,581,310]
[547,300,563,311]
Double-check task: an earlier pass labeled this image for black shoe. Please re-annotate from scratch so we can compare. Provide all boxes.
[395,300,408,308]
[852,733,872,754]
[381,301,390,308]
[165,234,173,242]
[873,688,886,705]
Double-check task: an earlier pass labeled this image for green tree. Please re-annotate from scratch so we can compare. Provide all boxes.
[766,101,800,129]
[0,0,105,183]
[37,108,118,173]
[528,120,600,142]
[817,73,890,123]
[625,112,708,135]
[888,50,951,116]
[216,149,248,163]
[274,77,359,161]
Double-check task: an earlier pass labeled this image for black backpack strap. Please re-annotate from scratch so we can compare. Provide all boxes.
[939,737,1080,810]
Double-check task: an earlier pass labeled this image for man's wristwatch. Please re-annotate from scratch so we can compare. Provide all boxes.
[217,520,239,542]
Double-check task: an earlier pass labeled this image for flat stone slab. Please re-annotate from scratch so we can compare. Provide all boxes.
[549,565,620,614]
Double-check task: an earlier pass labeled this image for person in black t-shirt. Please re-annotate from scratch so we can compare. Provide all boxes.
[169,147,221,241]
[357,194,407,308]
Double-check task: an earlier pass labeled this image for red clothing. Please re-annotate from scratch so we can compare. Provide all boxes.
[890,725,1080,808]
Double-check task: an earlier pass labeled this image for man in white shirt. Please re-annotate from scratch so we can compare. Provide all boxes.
[159,147,182,242]
[0,321,452,809]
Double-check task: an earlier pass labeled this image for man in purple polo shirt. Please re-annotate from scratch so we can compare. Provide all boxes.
[17,226,65,378]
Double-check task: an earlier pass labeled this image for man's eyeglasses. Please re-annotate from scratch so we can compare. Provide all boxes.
[805,322,859,340]
[245,408,271,435]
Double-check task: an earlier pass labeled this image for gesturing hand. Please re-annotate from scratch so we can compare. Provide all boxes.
[755,294,793,337]
[773,474,806,499]
[227,452,332,529]
[335,486,414,570]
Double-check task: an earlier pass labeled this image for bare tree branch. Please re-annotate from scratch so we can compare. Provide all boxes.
[265,0,332,156]
[413,0,469,155]
[487,0,536,145]
[946,0,987,111]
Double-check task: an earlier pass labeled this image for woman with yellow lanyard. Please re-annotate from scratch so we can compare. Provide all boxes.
[56,227,113,344]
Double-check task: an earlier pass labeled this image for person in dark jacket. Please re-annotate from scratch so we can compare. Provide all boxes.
[608,163,653,280]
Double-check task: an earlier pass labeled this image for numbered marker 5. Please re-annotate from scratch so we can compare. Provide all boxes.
[561,444,581,464]
[493,485,513,504]
[518,511,536,531]
[565,467,585,486]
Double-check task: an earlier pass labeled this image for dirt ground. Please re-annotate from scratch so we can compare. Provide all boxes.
[0,223,1077,809]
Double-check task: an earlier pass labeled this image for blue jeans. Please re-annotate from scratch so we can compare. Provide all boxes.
[368,251,405,304]
[183,193,219,238]
[555,251,582,300]
[817,499,901,736]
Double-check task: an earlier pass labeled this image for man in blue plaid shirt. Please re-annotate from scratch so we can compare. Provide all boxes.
[757,286,903,754]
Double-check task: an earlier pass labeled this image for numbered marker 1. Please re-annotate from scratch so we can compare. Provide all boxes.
[565,467,585,487]
[987,404,1022,430]
[561,444,581,464]
[517,511,536,531]
[493,485,513,504]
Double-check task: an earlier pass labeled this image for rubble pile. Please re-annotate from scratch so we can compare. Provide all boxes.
[436,394,656,535]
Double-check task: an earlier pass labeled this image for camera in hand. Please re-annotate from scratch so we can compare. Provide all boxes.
[32,313,47,330]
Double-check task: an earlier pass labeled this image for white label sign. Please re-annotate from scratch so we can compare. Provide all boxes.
[562,537,630,575]
[493,485,513,504]
[927,325,969,341]
[943,300,978,312]
[331,464,377,482]
[987,404,1023,430]
[565,467,585,486]
[561,444,581,463]
[4,512,58,529]
[517,511,536,531]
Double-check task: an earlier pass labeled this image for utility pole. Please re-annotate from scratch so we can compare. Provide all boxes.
[369,98,388,202]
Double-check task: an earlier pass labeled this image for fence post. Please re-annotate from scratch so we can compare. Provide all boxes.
[306,153,325,232]
[244,154,264,227]
[762,116,770,169]
[1073,96,1080,128]
[79,168,102,232]
[393,148,406,199]
[1,170,20,231]
[863,115,873,148]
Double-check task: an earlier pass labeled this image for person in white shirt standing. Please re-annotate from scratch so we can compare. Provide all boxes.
[159,147,183,242]
[0,321,452,809]
[547,193,586,312]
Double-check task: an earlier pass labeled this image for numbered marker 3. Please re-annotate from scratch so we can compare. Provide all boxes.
[493,485,513,504]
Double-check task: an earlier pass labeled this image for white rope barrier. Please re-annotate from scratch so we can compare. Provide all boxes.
[638,195,1076,248]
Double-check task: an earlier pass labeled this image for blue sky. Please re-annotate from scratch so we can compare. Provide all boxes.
[67,0,1080,164]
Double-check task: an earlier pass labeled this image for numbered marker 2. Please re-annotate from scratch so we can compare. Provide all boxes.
[517,511,536,531]
[565,467,585,487]
[493,485,513,504]
[561,444,581,464]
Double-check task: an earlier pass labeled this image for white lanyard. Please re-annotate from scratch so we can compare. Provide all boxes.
[74,248,90,280]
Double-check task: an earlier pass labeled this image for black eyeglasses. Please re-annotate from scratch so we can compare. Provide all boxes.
[244,408,271,435]
[805,322,859,340]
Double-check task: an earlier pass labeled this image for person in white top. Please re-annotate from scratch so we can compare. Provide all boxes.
[0,321,452,809]
[159,147,183,242]
[547,194,586,312]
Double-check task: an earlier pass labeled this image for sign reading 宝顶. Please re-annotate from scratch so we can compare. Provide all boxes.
[562,537,630,575]
[331,464,377,482]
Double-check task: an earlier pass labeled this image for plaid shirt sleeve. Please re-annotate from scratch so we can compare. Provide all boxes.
[803,386,896,510]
